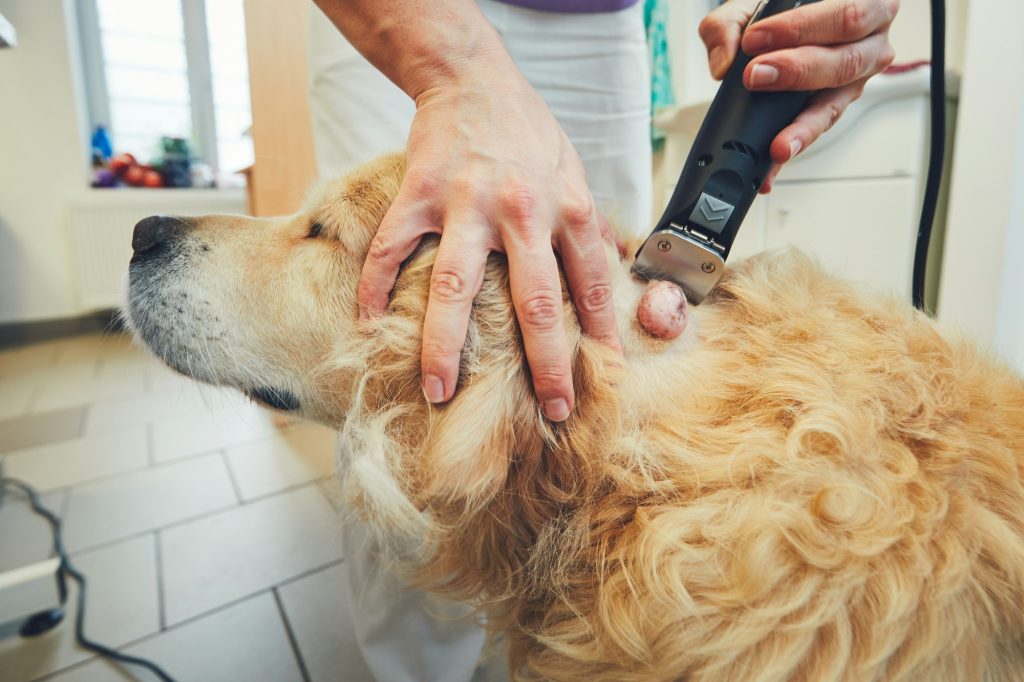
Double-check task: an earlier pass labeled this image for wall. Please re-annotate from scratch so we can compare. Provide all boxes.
[937,0,1024,372]
[0,0,91,324]
[995,104,1024,374]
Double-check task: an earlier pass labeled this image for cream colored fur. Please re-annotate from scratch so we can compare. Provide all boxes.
[127,155,1024,681]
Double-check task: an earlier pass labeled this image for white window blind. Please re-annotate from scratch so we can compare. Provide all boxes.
[80,0,254,179]
[205,0,253,173]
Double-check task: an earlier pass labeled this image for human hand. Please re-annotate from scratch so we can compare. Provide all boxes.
[699,0,898,192]
[357,54,620,422]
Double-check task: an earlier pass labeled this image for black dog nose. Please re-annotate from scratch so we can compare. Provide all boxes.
[132,216,188,255]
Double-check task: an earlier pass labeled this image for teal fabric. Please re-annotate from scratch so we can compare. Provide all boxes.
[644,0,675,148]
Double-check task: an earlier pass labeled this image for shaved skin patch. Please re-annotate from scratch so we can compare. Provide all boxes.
[638,280,689,339]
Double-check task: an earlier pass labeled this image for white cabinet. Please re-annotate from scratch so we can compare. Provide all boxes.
[762,178,919,297]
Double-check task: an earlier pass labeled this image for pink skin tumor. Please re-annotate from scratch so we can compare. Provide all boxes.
[637,280,689,339]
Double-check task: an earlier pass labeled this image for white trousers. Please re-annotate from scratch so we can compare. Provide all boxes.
[309,3,651,680]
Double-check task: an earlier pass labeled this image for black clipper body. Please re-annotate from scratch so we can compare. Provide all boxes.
[633,0,822,303]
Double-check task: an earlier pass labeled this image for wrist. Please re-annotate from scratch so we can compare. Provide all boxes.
[400,32,514,102]
[369,6,513,101]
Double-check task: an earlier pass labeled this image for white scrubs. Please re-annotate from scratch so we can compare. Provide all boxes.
[308,2,652,680]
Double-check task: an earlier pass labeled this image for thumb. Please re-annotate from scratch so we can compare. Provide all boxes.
[698,0,763,80]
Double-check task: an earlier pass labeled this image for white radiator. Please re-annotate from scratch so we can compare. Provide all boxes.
[68,189,246,310]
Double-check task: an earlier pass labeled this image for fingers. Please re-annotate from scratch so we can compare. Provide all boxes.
[557,207,622,354]
[505,233,574,422]
[420,216,489,404]
[768,78,868,166]
[759,164,781,195]
[742,0,900,55]
[698,0,762,79]
[744,31,895,92]
[357,187,437,319]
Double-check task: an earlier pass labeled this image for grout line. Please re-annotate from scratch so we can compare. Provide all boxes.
[34,559,345,682]
[154,529,167,631]
[65,477,330,557]
[240,479,331,508]
[22,384,43,417]
[75,404,91,440]
[145,423,155,467]
[18,439,257,507]
[161,558,345,632]
[67,497,238,557]
[59,486,72,526]
[273,587,312,682]
[274,558,346,590]
[220,449,244,505]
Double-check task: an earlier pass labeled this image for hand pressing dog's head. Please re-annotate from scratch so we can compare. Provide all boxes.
[125,152,669,536]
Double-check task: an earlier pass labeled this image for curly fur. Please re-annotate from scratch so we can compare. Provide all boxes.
[129,155,1024,681]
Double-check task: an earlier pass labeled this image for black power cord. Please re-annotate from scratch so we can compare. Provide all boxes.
[1,477,178,682]
[911,0,947,312]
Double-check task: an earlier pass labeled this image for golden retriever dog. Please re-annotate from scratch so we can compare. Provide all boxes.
[126,154,1024,681]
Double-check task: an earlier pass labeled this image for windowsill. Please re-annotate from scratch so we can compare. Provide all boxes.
[72,186,247,208]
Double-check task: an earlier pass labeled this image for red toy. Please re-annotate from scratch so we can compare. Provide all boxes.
[109,153,136,176]
[142,169,164,188]
[123,164,146,187]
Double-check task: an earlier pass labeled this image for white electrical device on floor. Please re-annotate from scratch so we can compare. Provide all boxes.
[0,457,63,639]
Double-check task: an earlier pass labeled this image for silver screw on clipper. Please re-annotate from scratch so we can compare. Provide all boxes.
[657,240,671,252]
[701,262,716,273]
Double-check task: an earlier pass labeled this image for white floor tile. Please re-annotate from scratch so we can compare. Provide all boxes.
[0,535,160,682]
[54,334,135,366]
[32,363,146,414]
[45,593,303,682]
[161,486,343,625]
[0,341,62,377]
[145,364,207,395]
[225,423,337,501]
[3,427,148,492]
[278,562,373,682]
[84,386,212,435]
[150,405,279,464]
[62,454,238,552]
[0,384,34,421]
[0,364,92,420]
[0,487,65,572]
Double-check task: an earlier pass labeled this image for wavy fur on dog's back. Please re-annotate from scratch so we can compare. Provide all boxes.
[129,154,1024,680]
[332,227,1024,680]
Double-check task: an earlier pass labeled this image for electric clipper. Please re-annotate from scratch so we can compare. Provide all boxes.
[633,0,822,303]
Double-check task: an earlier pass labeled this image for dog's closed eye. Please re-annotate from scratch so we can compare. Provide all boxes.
[307,221,325,239]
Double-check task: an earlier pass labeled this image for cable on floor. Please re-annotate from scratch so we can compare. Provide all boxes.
[1,477,178,682]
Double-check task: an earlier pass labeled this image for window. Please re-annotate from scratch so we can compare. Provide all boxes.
[78,0,254,183]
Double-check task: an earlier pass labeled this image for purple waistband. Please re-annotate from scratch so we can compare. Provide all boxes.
[493,0,640,13]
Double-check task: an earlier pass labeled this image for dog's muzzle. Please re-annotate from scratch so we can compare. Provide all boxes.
[131,215,190,263]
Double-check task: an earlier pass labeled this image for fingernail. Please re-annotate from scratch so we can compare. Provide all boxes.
[749,63,780,88]
[709,46,726,78]
[423,374,446,404]
[544,398,570,422]
[789,139,803,159]
[743,30,772,53]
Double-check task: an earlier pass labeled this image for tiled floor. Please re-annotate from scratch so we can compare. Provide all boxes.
[0,333,353,681]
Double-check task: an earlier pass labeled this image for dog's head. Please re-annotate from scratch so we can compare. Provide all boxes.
[127,154,406,423]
